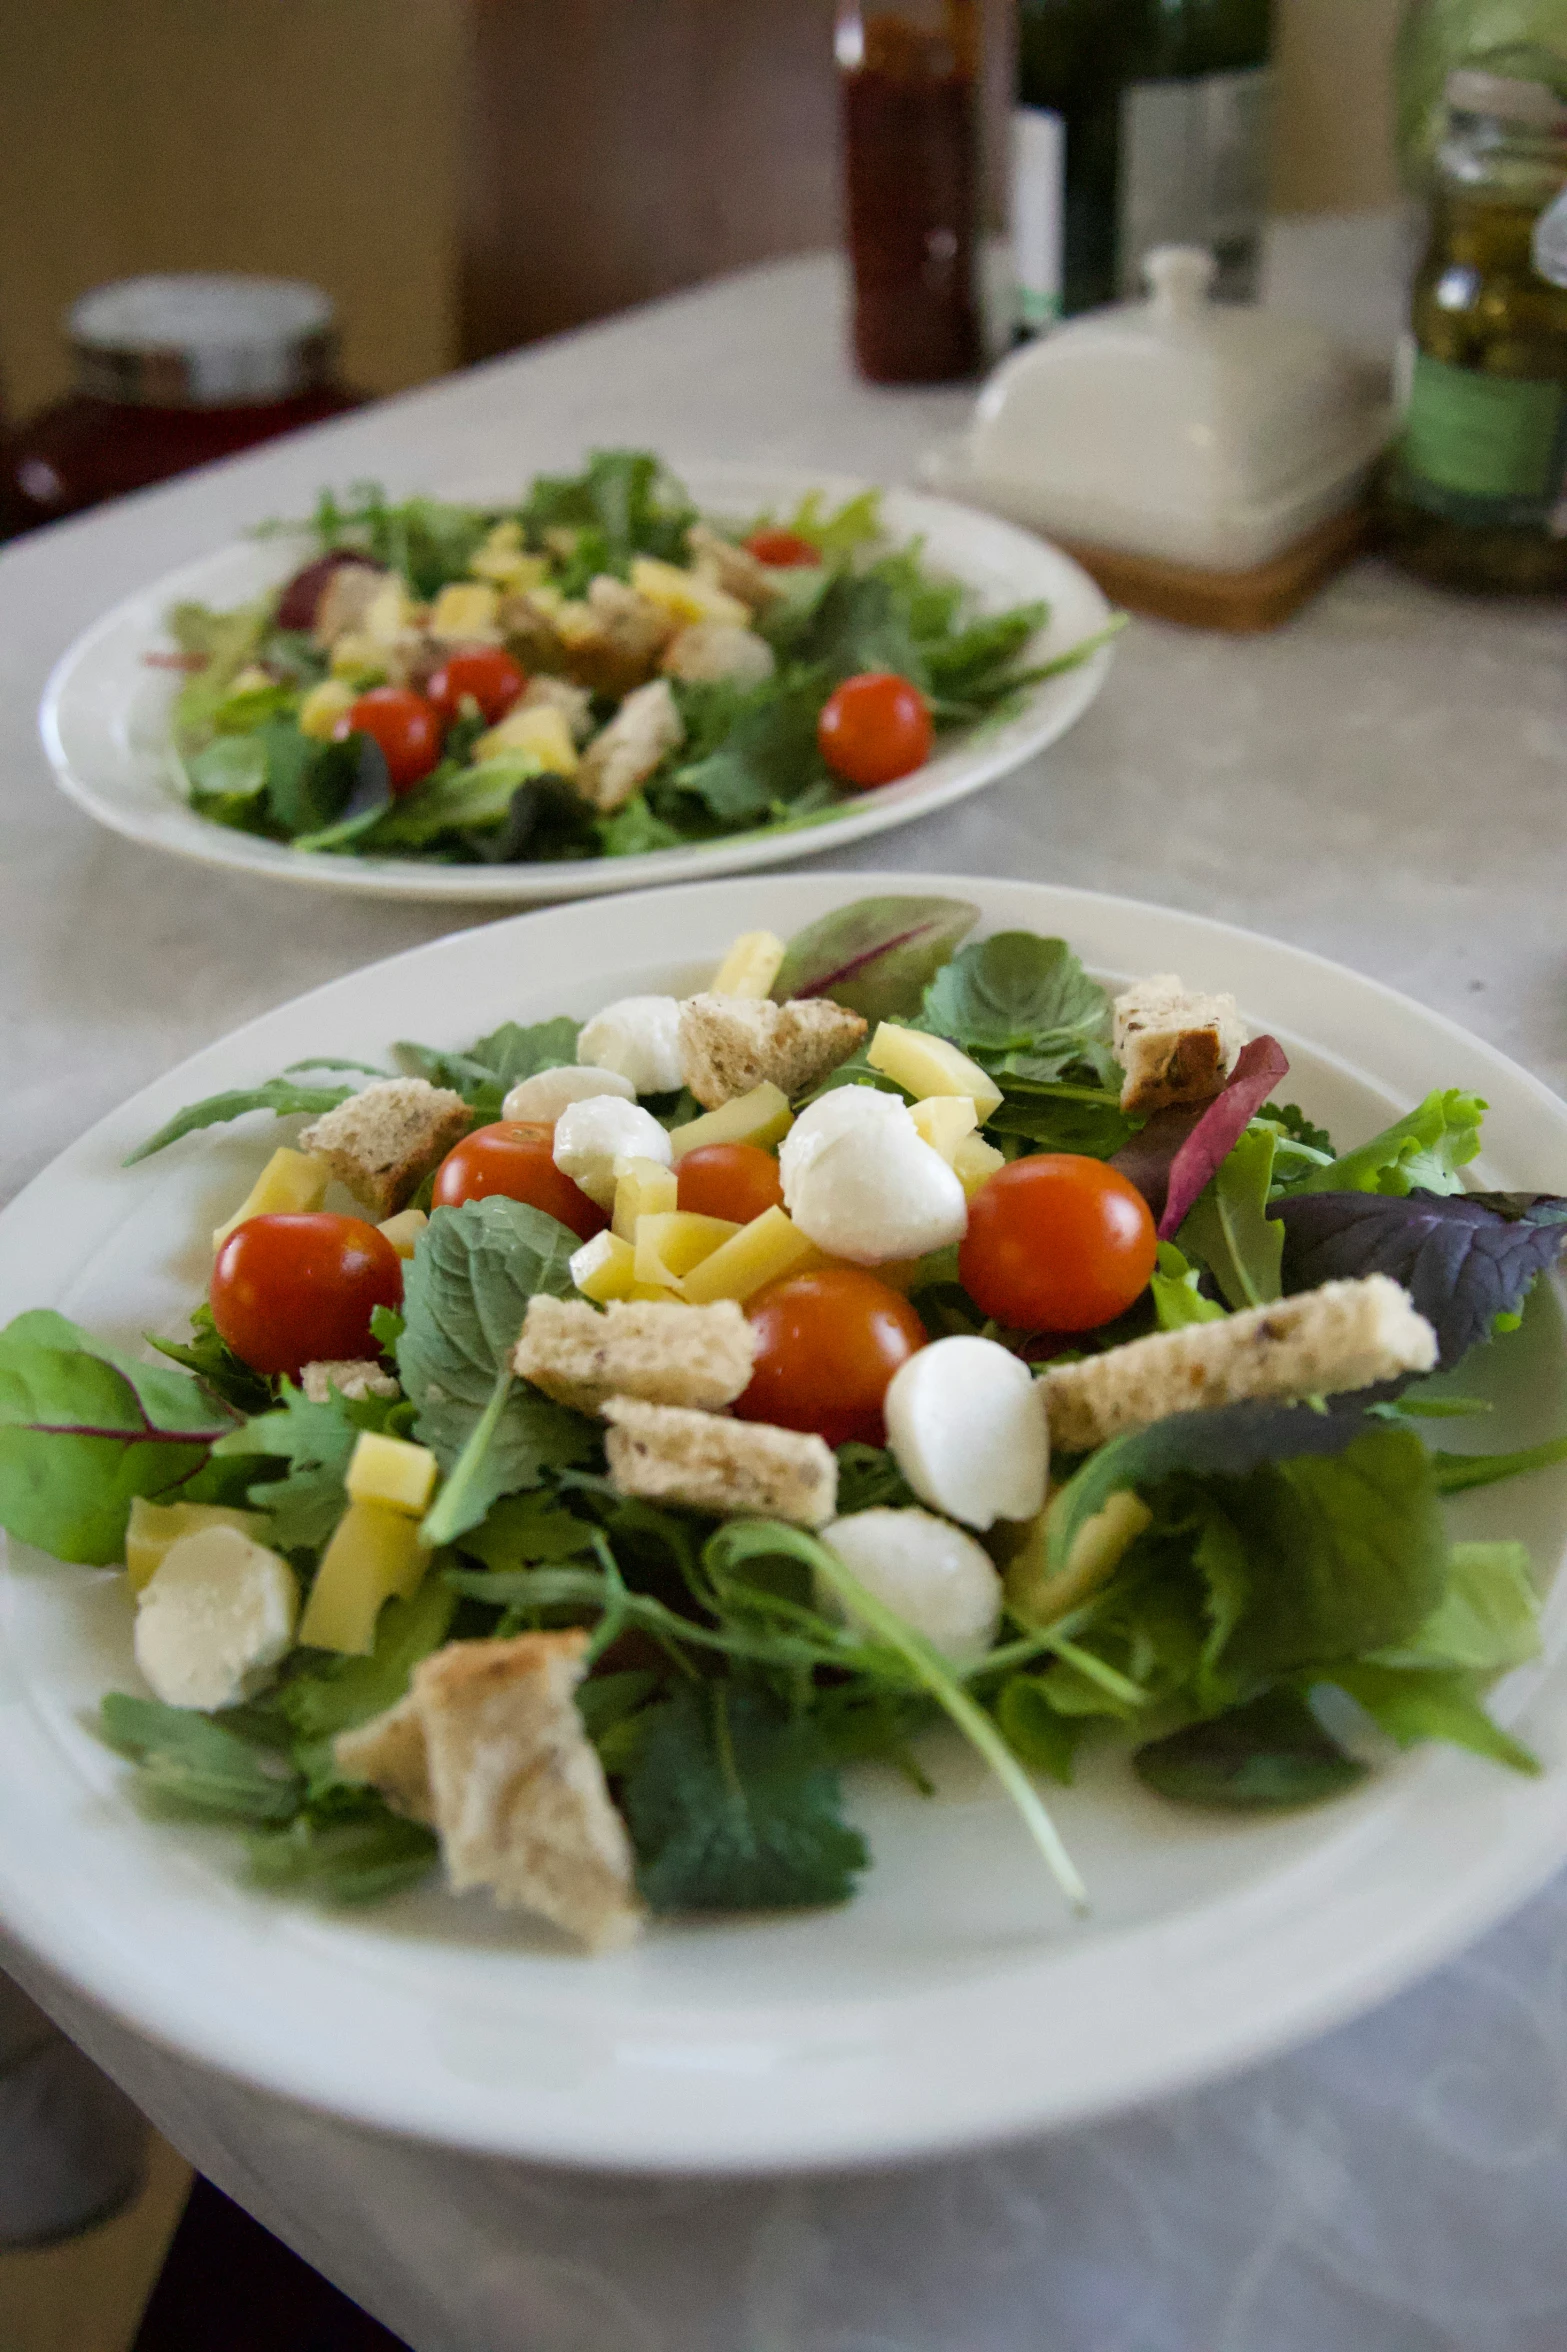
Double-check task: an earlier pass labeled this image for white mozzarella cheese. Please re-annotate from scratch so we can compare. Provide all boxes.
[133,1525,299,1712]
[553,1095,673,1207]
[786,1118,968,1265]
[884,1335,1049,1530]
[577,996,685,1095]
[501,1064,636,1124]
[821,1508,1002,1667]
[777,1085,906,1197]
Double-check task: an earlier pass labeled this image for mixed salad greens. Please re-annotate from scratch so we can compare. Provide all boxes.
[162,451,1114,868]
[2,893,1565,1937]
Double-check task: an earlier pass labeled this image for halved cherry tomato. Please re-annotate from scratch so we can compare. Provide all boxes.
[425,646,526,727]
[736,1267,926,1446]
[432,1120,606,1242]
[817,672,933,789]
[676,1143,784,1226]
[335,686,443,796]
[210,1213,403,1380]
[744,528,822,568]
[959,1155,1158,1333]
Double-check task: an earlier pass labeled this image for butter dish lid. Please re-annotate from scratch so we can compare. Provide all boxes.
[924,247,1390,573]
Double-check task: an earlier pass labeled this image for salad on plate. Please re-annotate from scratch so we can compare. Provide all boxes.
[3,894,1566,1951]
[161,451,1112,870]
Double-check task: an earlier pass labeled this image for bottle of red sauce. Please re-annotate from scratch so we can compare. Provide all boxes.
[1,275,360,537]
[838,0,983,384]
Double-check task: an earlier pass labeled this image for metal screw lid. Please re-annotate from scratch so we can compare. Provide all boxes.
[67,274,338,408]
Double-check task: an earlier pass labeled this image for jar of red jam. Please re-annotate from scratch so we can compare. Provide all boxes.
[2,275,360,535]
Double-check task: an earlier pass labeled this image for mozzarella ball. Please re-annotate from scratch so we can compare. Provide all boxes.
[577,996,685,1096]
[501,1064,635,1124]
[821,1509,1003,1668]
[788,1121,968,1266]
[134,1525,299,1712]
[553,1094,673,1207]
[778,1085,911,1200]
[884,1335,1048,1531]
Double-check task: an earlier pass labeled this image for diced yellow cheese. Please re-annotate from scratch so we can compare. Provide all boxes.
[629,1281,683,1303]
[298,1499,427,1655]
[612,1156,678,1242]
[952,1133,1006,1198]
[329,633,388,685]
[213,1146,331,1252]
[867,1024,1003,1119]
[629,555,749,629]
[710,930,786,999]
[377,1208,428,1260]
[570,1229,638,1303]
[345,1431,439,1517]
[229,664,274,696]
[909,1095,979,1162]
[363,578,414,645]
[428,581,500,642]
[298,679,357,741]
[1005,1492,1152,1629]
[680,1205,825,1304]
[470,523,549,594]
[124,1499,268,1594]
[475,702,579,777]
[669,1083,793,1161]
[551,599,600,648]
[633,1211,741,1291]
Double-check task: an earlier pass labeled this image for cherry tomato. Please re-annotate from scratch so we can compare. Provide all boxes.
[817,672,933,789]
[744,528,822,568]
[676,1143,784,1226]
[425,646,526,727]
[210,1213,403,1380]
[736,1268,926,1446]
[335,686,442,796]
[432,1120,606,1242]
[959,1155,1158,1333]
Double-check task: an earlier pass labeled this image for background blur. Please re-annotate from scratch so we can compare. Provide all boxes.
[0,0,1403,416]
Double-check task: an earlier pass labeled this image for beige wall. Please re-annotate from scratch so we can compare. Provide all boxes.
[1274,0,1404,215]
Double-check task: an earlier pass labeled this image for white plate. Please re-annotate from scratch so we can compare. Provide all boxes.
[3,870,1567,2176]
[37,466,1113,903]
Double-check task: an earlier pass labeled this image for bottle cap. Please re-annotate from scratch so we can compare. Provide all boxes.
[1445,70,1567,132]
[67,274,337,407]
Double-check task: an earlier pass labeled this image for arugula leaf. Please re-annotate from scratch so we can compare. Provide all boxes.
[452,1489,597,1568]
[396,1016,578,1114]
[1177,1127,1284,1310]
[923,932,1112,1071]
[246,1810,439,1902]
[775,571,925,686]
[1432,1432,1567,1493]
[923,604,1048,698]
[778,487,884,558]
[0,1311,233,1565]
[1276,1188,1567,1370]
[621,1682,868,1913]
[147,1303,274,1416]
[773,896,979,1023]
[1296,1089,1486,1198]
[226,1383,405,1554]
[987,1088,1135,1159]
[521,450,696,570]
[1379,1539,1540,1672]
[1326,1662,1538,1775]
[1134,1688,1368,1809]
[100,1693,303,1822]
[1149,1242,1227,1331]
[127,1076,353,1165]
[598,793,686,857]
[367,754,543,849]
[834,1442,921,1515]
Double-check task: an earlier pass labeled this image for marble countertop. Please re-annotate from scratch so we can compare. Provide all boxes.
[4,222,1567,2351]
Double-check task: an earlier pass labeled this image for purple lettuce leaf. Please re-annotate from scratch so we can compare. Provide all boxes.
[1110,1037,1291,1238]
[1275,1190,1567,1369]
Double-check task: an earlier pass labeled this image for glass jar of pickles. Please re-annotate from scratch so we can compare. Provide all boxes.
[1384,69,1567,593]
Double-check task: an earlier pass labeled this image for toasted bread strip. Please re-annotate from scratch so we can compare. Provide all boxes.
[678,993,867,1110]
[603,1396,837,1527]
[514,1295,757,1414]
[1040,1275,1438,1453]
[577,678,684,812]
[299,1078,470,1217]
[1113,974,1248,1116]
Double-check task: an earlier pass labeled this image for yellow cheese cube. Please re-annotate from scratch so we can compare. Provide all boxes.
[213,1146,331,1252]
[629,555,749,629]
[953,1133,1006,1197]
[298,679,357,741]
[329,633,388,685]
[428,581,500,643]
[475,702,579,777]
[680,1205,825,1304]
[634,1211,741,1292]
[669,1083,793,1161]
[1006,1492,1152,1629]
[867,1024,1003,1119]
[909,1095,979,1162]
[612,1156,678,1242]
[124,1499,269,1594]
[298,1499,427,1655]
[570,1229,638,1302]
[363,578,415,646]
[345,1431,439,1517]
[377,1208,428,1260]
[710,930,786,999]
[473,548,548,594]
[629,1281,682,1303]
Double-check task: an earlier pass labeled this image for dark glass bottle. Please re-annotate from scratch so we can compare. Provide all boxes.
[1013,0,1274,329]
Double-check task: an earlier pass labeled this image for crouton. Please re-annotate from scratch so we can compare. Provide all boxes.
[661,621,776,688]
[414,1631,642,1951]
[685,522,780,612]
[514,1295,757,1414]
[1039,1275,1438,1453]
[299,1078,471,1217]
[603,1397,838,1527]
[333,1691,435,1824]
[545,576,676,698]
[1112,974,1248,1116]
[577,678,685,814]
[517,674,594,743]
[678,994,868,1110]
[310,559,387,648]
[301,1359,400,1406]
[497,588,570,674]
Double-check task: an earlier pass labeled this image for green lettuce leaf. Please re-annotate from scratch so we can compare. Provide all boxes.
[395,1016,579,1113]
[1149,1241,1227,1331]
[1297,1089,1487,1199]
[1177,1127,1284,1310]
[1326,1661,1538,1774]
[1378,1539,1540,1672]
[1133,1687,1369,1808]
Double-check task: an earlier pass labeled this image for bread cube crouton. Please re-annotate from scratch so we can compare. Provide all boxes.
[414,1631,642,1950]
[1039,1275,1438,1454]
[544,576,677,698]
[300,1359,400,1406]
[1112,974,1249,1116]
[678,994,868,1110]
[298,1078,471,1217]
[661,620,776,689]
[310,559,388,648]
[603,1397,838,1528]
[333,1691,435,1824]
[685,522,780,613]
[577,678,685,813]
[517,674,594,742]
[514,1294,757,1414]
